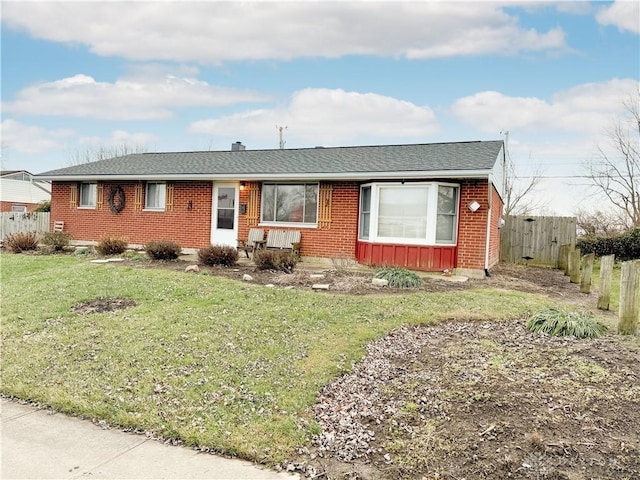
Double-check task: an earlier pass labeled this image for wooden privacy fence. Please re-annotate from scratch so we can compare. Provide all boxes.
[500,215,577,267]
[0,212,50,239]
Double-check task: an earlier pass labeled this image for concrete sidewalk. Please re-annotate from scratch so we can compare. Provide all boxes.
[1,399,299,480]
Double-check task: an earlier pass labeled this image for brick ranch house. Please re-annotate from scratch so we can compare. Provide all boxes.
[36,140,506,276]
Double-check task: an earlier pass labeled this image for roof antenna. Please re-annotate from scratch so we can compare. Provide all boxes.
[276,125,287,149]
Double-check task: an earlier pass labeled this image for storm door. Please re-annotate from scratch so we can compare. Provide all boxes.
[211,183,239,247]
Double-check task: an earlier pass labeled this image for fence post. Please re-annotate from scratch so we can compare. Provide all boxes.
[618,260,640,335]
[558,244,570,274]
[569,248,581,284]
[597,255,615,310]
[580,253,595,294]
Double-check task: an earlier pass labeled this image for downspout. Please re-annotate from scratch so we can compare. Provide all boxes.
[486,142,507,277]
[484,182,492,277]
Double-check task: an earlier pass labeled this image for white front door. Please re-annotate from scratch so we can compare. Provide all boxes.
[211,183,239,247]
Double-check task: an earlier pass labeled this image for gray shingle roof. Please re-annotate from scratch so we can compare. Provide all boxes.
[36,140,503,180]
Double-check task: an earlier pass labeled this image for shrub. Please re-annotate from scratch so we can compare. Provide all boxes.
[198,244,239,267]
[527,307,608,339]
[253,249,298,273]
[3,231,39,253]
[96,236,128,256]
[41,231,72,252]
[576,228,640,261]
[145,239,182,260]
[34,200,51,212]
[374,267,423,288]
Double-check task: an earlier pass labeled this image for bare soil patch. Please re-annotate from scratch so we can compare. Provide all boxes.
[287,320,639,479]
[124,258,593,304]
[71,297,137,315]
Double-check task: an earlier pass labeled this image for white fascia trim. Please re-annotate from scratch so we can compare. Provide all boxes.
[37,170,492,182]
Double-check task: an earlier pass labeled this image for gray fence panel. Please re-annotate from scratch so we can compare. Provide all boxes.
[500,215,576,267]
[0,212,51,239]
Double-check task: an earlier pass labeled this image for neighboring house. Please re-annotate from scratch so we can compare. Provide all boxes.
[0,170,51,212]
[35,140,505,276]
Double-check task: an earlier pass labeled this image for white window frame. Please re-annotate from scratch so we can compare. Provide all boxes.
[11,205,27,213]
[359,186,372,240]
[79,182,97,208]
[144,182,166,211]
[259,182,319,228]
[358,182,459,246]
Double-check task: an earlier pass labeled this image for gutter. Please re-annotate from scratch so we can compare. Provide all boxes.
[31,180,52,195]
[35,169,493,182]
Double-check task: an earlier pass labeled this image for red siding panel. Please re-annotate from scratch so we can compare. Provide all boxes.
[356,241,457,271]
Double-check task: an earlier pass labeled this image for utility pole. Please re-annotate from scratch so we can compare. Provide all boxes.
[276,125,287,149]
[501,130,510,198]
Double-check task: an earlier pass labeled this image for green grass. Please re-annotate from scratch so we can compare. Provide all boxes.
[1,254,551,464]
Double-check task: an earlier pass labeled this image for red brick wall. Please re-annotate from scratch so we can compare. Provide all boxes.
[50,181,212,248]
[0,201,41,212]
[456,180,504,270]
[456,180,491,270]
[487,184,503,268]
[237,182,360,259]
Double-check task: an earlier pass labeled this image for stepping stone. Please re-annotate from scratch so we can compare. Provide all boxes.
[312,284,330,290]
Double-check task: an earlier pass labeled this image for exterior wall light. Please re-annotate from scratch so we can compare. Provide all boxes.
[468,201,481,213]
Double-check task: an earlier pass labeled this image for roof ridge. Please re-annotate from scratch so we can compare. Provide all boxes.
[129,139,503,156]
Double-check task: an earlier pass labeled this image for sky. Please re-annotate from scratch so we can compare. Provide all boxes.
[1,0,639,216]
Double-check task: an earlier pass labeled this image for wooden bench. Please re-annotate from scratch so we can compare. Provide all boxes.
[256,230,301,257]
[237,228,264,258]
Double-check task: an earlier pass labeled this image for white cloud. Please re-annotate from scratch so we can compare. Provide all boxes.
[451,78,640,135]
[2,74,270,120]
[1,119,73,154]
[1,3,568,63]
[189,88,439,144]
[596,1,640,34]
[79,130,158,150]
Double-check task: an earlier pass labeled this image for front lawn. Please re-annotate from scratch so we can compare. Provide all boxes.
[1,254,550,463]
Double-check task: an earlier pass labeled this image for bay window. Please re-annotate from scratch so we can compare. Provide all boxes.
[358,182,459,245]
[261,183,318,225]
[378,186,429,239]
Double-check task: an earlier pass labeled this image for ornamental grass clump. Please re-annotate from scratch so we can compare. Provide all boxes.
[95,236,128,256]
[198,244,238,267]
[374,267,423,288]
[42,231,72,252]
[253,249,298,273]
[3,231,39,253]
[527,307,608,339]
[145,239,182,260]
